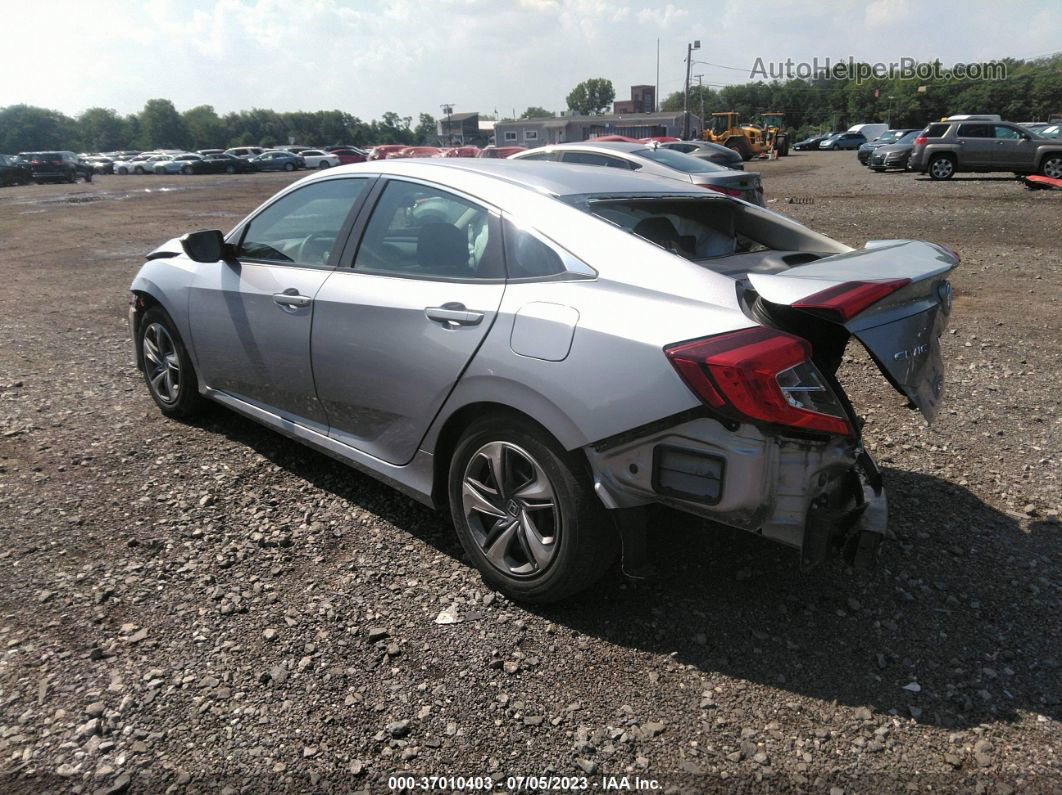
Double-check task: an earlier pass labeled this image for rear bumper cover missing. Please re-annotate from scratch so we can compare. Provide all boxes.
[586,416,887,566]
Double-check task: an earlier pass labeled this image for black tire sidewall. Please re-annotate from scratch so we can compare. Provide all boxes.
[138,307,203,419]
[447,417,615,603]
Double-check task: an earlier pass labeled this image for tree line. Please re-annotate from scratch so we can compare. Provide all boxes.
[660,55,1061,138]
[0,99,439,154]
[2,55,1058,154]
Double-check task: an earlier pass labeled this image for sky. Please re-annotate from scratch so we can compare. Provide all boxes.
[1,0,1058,121]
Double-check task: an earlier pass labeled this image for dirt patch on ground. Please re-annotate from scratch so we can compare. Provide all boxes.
[0,159,1058,792]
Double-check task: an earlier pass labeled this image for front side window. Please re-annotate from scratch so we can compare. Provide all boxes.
[994,125,1022,140]
[353,180,503,280]
[237,178,368,267]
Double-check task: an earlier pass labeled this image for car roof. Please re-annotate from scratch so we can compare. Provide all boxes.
[536,141,650,154]
[302,158,708,200]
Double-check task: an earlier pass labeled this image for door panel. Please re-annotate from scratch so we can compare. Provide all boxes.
[312,275,505,463]
[189,263,332,426]
[956,124,994,167]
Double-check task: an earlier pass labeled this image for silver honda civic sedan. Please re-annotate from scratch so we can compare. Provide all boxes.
[129,159,958,602]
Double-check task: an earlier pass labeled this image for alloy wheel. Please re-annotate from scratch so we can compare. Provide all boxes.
[930,158,954,179]
[462,441,560,577]
[1043,157,1062,179]
[142,322,181,404]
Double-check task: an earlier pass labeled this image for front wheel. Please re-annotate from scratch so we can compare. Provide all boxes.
[225,164,236,174]
[448,415,618,603]
[1040,155,1062,180]
[182,165,193,175]
[138,307,207,419]
[928,155,955,180]
[284,162,295,171]
[318,161,330,169]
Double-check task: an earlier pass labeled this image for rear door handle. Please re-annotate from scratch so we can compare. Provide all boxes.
[273,289,311,308]
[425,304,484,326]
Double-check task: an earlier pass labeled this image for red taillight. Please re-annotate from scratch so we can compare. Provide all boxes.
[792,279,910,322]
[665,327,853,436]
[702,183,743,197]
[914,136,928,146]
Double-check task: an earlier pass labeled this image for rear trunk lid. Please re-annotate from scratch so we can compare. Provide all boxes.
[690,170,763,206]
[747,240,958,423]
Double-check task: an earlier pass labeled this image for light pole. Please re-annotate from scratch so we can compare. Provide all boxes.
[695,74,704,136]
[683,40,700,139]
[441,103,454,146]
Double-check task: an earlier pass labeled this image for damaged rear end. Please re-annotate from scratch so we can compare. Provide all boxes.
[589,238,958,569]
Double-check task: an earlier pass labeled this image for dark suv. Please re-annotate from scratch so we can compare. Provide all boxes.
[20,151,94,184]
[0,154,32,186]
[909,121,1062,180]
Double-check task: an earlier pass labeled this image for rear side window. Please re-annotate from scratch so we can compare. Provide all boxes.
[502,221,567,279]
[237,178,368,267]
[923,124,948,138]
[353,180,504,280]
[635,147,729,173]
[562,151,634,169]
[958,124,992,138]
[515,151,559,161]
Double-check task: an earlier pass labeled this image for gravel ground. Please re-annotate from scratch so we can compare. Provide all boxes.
[0,156,1058,794]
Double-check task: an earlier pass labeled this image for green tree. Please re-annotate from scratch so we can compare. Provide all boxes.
[137,99,190,149]
[566,78,615,116]
[181,105,226,149]
[77,107,126,151]
[414,113,437,144]
[520,106,553,119]
[0,104,77,153]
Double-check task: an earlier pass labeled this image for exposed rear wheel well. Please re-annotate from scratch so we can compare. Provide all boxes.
[430,403,582,508]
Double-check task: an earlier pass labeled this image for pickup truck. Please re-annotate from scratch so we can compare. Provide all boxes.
[909,120,1062,180]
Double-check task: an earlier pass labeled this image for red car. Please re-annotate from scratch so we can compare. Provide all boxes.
[327,148,367,165]
[640,136,681,143]
[367,145,410,161]
[441,146,480,158]
[477,146,527,159]
[589,134,641,143]
[387,146,443,159]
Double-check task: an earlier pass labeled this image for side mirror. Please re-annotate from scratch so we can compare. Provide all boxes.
[180,229,229,262]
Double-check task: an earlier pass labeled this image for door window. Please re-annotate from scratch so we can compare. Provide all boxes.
[353,180,504,279]
[993,126,1022,140]
[957,124,992,138]
[237,178,368,267]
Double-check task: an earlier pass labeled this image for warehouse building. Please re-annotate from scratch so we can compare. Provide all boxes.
[493,110,701,147]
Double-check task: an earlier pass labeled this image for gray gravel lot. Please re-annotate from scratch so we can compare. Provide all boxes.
[0,155,1059,793]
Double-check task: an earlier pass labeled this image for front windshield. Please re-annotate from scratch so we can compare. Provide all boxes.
[634,147,731,173]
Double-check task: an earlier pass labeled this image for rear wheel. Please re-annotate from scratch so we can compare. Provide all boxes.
[448,415,618,603]
[1040,155,1062,179]
[284,162,295,171]
[182,165,193,175]
[138,307,207,419]
[318,161,330,169]
[134,166,144,175]
[225,164,236,174]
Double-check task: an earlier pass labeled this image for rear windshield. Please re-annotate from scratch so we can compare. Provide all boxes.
[30,152,62,159]
[897,131,920,144]
[923,124,948,138]
[634,147,730,173]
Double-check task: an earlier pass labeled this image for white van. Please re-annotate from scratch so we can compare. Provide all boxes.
[848,123,889,141]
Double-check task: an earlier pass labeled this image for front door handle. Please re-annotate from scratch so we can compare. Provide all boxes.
[425,304,484,326]
[273,289,311,308]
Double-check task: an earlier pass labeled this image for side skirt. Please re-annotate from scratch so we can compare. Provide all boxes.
[202,388,437,509]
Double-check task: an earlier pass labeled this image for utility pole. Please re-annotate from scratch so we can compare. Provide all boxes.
[683,40,700,139]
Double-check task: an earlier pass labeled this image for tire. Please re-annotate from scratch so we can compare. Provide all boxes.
[448,414,618,603]
[182,165,193,175]
[283,162,295,171]
[318,161,330,169]
[1040,155,1062,180]
[225,165,235,174]
[137,307,207,420]
[119,167,128,175]
[134,166,144,175]
[928,154,955,180]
